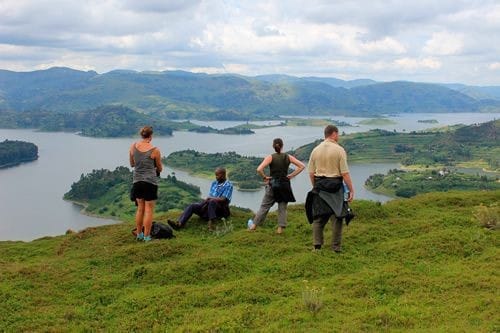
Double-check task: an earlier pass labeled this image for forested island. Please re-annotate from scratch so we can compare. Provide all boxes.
[0,106,175,137]
[164,150,264,190]
[357,118,397,125]
[64,167,201,219]
[280,118,353,127]
[189,125,255,135]
[0,105,264,138]
[365,168,500,198]
[0,139,38,168]
[418,119,439,124]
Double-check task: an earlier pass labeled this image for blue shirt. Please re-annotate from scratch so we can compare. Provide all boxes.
[208,180,233,202]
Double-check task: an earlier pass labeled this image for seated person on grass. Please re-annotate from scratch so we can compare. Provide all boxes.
[168,167,233,230]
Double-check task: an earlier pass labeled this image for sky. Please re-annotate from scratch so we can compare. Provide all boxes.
[1,0,499,85]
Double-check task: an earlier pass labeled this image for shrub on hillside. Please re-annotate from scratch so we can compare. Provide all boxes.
[473,203,498,230]
[395,187,417,198]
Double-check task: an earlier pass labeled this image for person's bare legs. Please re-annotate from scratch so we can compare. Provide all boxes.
[143,200,156,237]
[135,199,145,236]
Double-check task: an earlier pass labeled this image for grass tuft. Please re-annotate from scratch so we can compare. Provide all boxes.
[301,280,324,314]
[474,203,499,230]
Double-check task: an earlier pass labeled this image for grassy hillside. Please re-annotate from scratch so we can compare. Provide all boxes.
[0,190,498,331]
[291,120,500,171]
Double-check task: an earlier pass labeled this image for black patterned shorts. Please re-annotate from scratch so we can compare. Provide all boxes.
[131,181,158,201]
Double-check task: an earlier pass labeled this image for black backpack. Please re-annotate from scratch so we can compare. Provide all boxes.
[132,221,175,239]
[150,221,175,239]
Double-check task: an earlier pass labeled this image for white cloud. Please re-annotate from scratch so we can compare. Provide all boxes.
[394,57,442,71]
[189,66,227,74]
[360,37,406,54]
[423,31,464,56]
[193,20,405,59]
[489,62,500,70]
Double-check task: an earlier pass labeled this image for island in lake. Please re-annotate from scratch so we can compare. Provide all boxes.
[64,167,201,219]
[357,118,397,126]
[0,140,38,169]
[0,105,255,138]
[164,150,264,190]
[279,118,353,127]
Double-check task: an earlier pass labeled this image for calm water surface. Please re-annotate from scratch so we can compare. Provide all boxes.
[1,112,498,241]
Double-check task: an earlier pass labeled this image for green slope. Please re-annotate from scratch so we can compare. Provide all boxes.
[291,120,500,171]
[1,190,498,331]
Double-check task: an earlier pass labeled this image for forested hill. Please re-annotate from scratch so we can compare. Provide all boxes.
[1,67,499,119]
[291,119,500,171]
[0,140,38,168]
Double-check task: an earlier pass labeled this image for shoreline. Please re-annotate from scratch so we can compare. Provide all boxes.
[63,198,125,223]
[0,156,38,169]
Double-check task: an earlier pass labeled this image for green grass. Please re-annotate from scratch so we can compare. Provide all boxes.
[1,190,499,331]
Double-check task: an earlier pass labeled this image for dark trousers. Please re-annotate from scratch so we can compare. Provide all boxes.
[178,200,229,226]
[312,215,344,251]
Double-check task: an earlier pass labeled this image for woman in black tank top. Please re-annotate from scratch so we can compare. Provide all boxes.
[248,138,305,234]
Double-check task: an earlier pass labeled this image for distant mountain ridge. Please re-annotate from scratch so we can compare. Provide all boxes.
[442,83,500,101]
[0,67,499,118]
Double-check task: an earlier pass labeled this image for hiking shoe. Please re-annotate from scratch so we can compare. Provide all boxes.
[136,232,144,241]
[167,219,181,230]
[143,235,152,242]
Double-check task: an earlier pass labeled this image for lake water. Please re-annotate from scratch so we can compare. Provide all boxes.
[1,112,498,241]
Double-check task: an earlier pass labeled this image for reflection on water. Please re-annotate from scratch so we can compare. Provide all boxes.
[0,112,498,241]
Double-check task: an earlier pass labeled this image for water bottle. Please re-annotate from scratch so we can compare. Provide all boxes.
[343,182,349,201]
[247,219,254,229]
